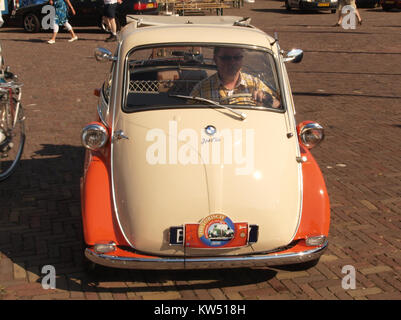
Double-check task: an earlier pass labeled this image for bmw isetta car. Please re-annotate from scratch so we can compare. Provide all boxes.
[80,16,330,270]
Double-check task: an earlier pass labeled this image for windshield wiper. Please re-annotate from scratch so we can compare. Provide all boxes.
[169,94,247,121]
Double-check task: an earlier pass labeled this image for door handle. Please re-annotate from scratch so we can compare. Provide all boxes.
[113,130,129,141]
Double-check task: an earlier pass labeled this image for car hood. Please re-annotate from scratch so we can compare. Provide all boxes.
[111,108,302,256]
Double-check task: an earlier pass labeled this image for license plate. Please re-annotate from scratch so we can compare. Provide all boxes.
[147,3,154,8]
[185,222,248,248]
[169,226,184,245]
[318,3,330,6]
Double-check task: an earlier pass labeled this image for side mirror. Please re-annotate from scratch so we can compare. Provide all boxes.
[94,48,117,62]
[283,49,303,63]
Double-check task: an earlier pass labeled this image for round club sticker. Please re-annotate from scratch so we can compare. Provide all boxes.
[198,214,235,247]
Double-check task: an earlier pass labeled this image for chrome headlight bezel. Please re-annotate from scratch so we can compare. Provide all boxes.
[81,123,109,151]
[299,122,324,149]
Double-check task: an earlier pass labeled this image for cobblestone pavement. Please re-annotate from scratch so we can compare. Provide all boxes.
[0,0,400,300]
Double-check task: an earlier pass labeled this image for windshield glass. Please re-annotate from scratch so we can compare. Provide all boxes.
[124,45,282,111]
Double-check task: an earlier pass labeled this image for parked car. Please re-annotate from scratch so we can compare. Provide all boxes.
[285,0,338,13]
[355,0,379,7]
[81,15,330,271]
[3,0,158,33]
[380,0,401,10]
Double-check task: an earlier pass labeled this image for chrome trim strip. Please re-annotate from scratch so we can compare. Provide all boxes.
[110,44,136,249]
[85,241,328,270]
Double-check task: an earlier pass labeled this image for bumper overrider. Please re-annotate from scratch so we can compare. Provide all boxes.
[85,240,328,270]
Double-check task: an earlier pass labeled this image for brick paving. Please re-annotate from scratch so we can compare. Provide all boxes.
[0,1,400,300]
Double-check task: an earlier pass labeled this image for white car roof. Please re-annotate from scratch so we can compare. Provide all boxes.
[119,16,276,51]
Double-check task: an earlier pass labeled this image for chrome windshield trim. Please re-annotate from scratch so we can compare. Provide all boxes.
[85,241,328,270]
[121,42,284,114]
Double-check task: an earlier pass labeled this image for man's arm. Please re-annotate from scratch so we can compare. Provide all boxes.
[252,77,281,108]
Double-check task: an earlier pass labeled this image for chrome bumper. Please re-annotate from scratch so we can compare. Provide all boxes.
[85,241,328,270]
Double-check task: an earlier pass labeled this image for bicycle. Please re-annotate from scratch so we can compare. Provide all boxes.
[0,44,25,181]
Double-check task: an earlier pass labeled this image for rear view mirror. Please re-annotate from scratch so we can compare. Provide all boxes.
[94,48,117,62]
[284,49,303,63]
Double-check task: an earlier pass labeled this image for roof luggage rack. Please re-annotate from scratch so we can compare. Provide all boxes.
[125,15,253,28]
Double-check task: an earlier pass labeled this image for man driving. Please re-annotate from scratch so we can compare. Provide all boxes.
[190,47,280,108]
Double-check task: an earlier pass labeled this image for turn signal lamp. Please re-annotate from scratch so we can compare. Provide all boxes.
[306,235,326,247]
[94,241,116,254]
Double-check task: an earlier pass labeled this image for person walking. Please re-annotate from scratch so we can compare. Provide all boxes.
[334,0,362,27]
[47,0,78,44]
[103,0,122,42]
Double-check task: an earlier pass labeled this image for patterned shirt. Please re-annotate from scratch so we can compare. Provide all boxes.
[190,72,274,105]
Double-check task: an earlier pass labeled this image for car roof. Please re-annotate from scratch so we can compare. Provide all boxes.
[119,16,276,51]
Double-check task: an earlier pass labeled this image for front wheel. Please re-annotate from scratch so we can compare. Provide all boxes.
[285,0,292,10]
[0,103,25,181]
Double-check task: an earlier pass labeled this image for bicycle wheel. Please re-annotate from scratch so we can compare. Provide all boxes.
[0,102,25,181]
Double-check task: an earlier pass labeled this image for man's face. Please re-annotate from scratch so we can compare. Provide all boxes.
[214,48,244,82]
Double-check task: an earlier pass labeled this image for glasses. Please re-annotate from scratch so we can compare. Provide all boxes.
[217,55,244,62]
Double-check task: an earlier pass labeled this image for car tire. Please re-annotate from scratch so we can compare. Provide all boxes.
[331,9,336,13]
[285,0,292,10]
[23,13,41,33]
[83,257,97,273]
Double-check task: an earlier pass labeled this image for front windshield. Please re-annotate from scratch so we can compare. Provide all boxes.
[124,44,282,111]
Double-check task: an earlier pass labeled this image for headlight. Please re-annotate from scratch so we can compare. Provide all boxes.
[81,123,109,150]
[298,121,324,149]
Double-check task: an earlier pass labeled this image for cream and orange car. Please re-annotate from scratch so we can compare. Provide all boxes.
[80,16,330,271]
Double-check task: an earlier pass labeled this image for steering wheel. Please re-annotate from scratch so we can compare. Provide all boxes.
[220,92,274,107]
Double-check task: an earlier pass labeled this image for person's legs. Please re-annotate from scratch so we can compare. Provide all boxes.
[64,22,78,41]
[355,8,362,24]
[104,16,112,32]
[336,3,344,25]
[48,23,59,43]
[109,18,117,35]
[104,3,118,41]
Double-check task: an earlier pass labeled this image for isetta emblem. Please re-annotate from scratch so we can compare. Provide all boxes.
[198,214,235,247]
